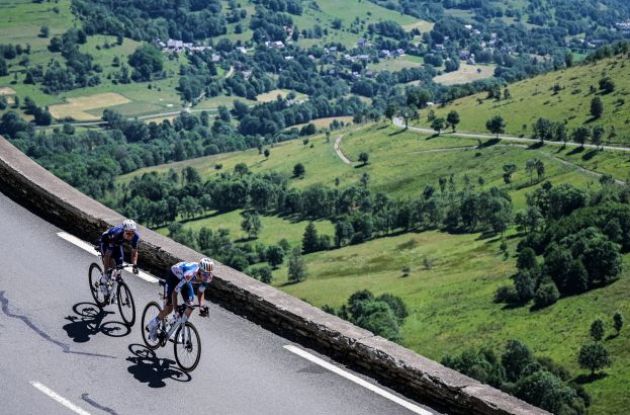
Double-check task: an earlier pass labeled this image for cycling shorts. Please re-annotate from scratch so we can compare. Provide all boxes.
[166,270,194,306]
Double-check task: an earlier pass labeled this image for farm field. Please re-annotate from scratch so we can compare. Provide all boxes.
[49,92,130,121]
[256,89,308,103]
[368,54,424,72]
[433,63,496,85]
[425,55,630,145]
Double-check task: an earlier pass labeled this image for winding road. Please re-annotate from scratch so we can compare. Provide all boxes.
[0,190,440,415]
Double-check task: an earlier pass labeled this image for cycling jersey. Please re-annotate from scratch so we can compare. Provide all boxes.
[101,226,140,249]
[99,226,140,266]
[171,261,213,295]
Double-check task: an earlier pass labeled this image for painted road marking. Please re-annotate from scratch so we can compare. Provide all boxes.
[31,381,92,415]
[283,345,434,415]
[57,232,159,283]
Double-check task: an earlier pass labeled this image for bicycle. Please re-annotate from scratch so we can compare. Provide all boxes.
[88,261,137,327]
[140,280,202,372]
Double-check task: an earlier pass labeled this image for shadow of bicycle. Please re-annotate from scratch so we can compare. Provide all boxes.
[126,344,191,387]
[63,302,131,343]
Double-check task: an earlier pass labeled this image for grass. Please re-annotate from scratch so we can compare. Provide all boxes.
[155,208,334,249]
[272,229,630,415]
[291,0,418,48]
[433,63,496,86]
[367,55,424,72]
[425,55,630,145]
[256,89,308,103]
[49,92,131,121]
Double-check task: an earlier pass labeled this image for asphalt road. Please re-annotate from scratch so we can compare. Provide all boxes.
[0,191,441,415]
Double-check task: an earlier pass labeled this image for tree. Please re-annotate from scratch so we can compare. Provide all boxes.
[502,340,534,382]
[358,152,369,166]
[250,265,273,284]
[535,159,545,182]
[533,284,559,309]
[572,127,590,148]
[39,26,49,38]
[578,343,611,375]
[613,311,624,335]
[263,148,270,158]
[525,159,537,184]
[502,163,517,184]
[302,222,319,254]
[128,44,163,82]
[517,247,538,271]
[293,163,305,178]
[0,58,7,77]
[590,319,604,342]
[446,111,460,132]
[431,117,445,135]
[486,116,506,138]
[592,126,605,149]
[599,77,615,94]
[265,245,284,268]
[288,247,307,283]
[590,97,603,119]
[241,211,262,239]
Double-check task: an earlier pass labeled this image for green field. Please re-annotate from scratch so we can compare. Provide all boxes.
[425,55,630,145]
[291,0,420,48]
[155,208,335,249]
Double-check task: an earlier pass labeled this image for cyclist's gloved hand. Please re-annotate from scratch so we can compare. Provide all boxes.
[132,265,139,275]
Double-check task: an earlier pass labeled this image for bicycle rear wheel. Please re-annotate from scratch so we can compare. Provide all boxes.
[174,321,201,372]
[141,301,162,350]
[117,281,136,327]
[88,263,107,307]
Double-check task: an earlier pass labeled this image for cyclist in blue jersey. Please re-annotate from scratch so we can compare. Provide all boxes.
[99,219,140,299]
[147,258,214,340]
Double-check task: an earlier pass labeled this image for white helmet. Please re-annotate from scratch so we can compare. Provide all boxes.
[199,258,214,273]
[122,219,137,231]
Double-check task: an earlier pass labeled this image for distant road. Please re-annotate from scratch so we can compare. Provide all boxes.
[392,118,630,153]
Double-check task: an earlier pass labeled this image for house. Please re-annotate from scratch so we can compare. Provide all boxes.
[379,49,392,58]
[237,46,248,54]
[464,24,473,31]
[459,50,471,60]
[395,48,406,56]
[211,53,221,62]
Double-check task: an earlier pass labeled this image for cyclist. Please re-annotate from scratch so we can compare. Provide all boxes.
[99,219,140,299]
[192,260,214,316]
[147,258,214,340]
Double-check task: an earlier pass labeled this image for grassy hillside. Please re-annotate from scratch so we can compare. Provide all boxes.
[117,120,630,413]
[425,55,630,145]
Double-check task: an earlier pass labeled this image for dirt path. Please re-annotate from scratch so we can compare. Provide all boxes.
[393,118,630,153]
[334,134,353,165]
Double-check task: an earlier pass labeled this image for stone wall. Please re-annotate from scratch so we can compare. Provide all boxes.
[0,136,549,415]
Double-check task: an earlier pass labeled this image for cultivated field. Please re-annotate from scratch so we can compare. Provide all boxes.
[402,20,435,33]
[256,89,308,103]
[433,63,496,85]
[49,92,131,121]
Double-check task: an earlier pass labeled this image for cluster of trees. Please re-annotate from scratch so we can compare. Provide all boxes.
[73,0,227,42]
[23,29,101,93]
[496,181,628,307]
[442,340,590,414]
[323,290,409,341]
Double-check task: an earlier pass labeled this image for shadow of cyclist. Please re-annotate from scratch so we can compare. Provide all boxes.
[126,344,191,387]
[63,302,130,342]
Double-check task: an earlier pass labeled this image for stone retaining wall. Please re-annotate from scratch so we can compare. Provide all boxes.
[0,136,549,415]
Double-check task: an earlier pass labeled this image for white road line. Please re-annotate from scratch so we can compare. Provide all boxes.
[283,345,433,415]
[135,270,159,284]
[57,232,98,256]
[31,381,92,415]
[56,232,159,283]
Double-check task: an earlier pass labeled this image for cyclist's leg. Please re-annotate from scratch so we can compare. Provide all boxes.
[181,282,195,320]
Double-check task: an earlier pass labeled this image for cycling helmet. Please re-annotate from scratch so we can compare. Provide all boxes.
[199,258,214,273]
[122,219,137,231]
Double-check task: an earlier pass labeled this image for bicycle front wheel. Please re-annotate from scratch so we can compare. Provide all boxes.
[141,301,162,350]
[174,321,201,372]
[117,281,136,327]
[88,263,107,307]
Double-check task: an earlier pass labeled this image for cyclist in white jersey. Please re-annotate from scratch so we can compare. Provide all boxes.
[147,258,214,340]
